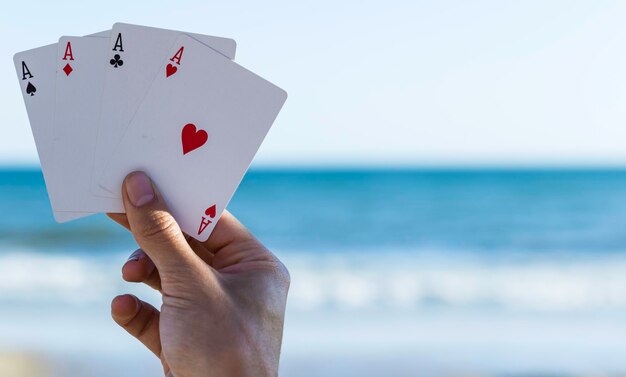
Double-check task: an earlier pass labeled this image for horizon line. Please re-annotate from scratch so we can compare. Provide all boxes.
[7,163,626,172]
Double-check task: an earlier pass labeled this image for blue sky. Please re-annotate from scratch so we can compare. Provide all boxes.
[2,0,626,166]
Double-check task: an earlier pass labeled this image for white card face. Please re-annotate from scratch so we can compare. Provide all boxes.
[99,34,287,241]
[13,30,111,221]
[92,23,237,198]
[50,36,124,213]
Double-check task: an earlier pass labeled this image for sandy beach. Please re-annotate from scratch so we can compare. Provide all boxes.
[0,352,50,377]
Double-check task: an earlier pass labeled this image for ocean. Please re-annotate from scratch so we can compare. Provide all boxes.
[2,168,626,376]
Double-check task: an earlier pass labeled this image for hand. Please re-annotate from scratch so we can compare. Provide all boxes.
[107,172,290,377]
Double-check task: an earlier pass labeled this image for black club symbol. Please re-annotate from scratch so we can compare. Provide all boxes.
[110,54,123,68]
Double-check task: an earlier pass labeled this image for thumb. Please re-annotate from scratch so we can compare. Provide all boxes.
[122,171,199,274]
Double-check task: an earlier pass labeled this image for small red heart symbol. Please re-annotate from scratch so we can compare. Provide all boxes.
[205,205,216,218]
[182,123,208,155]
[166,63,178,78]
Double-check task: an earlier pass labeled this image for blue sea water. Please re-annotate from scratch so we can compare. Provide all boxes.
[2,168,626,376]
[4,167,626,253]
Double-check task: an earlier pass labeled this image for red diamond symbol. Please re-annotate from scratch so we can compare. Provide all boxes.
[63,63,73,76]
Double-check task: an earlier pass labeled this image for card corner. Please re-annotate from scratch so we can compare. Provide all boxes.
[12,51,22,64]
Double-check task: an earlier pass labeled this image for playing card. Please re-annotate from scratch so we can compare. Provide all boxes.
[50,36,123,213]
[92,23,237,198]
[13,30,110,221]
[99,34,287,241]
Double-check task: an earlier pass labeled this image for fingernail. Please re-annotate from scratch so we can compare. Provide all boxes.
[125,172,155,207]
[126,249,143,262]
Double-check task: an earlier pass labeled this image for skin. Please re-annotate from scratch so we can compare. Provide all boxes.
[107,171,290,377]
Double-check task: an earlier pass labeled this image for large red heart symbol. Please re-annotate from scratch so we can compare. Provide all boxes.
[166,63,178,78]
[181,123,208,155]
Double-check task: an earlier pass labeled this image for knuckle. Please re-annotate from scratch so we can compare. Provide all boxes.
[280,262,291,289]
[135,210,180,241]
[273,259,291,289]
[135,310,157,340]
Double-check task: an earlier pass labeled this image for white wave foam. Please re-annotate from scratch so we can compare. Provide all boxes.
[3,250,626,312]
[281,251,626,312]
[0,252,123,303]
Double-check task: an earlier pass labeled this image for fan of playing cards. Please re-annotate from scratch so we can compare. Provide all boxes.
[13,23,287,241]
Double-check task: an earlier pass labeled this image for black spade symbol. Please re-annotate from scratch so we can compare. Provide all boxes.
[26,82,36,96]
